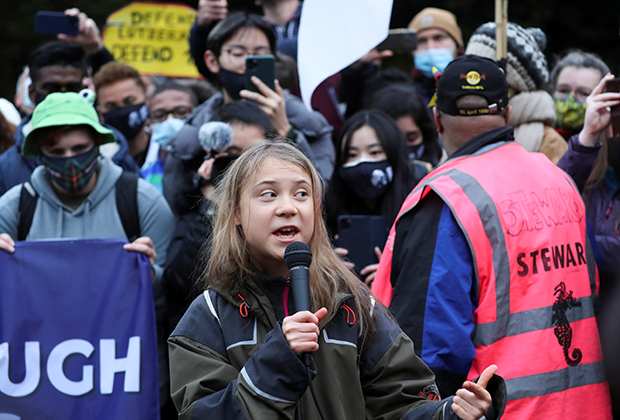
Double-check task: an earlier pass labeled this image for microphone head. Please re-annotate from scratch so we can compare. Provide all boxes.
[198,121,233,154]
[284,242,312,269]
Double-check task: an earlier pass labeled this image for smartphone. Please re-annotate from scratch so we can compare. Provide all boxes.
[335,215,389,273]
[605,78,620,140]
[35,11,79,36]
[244,55,276,94]
[376,29,417,52]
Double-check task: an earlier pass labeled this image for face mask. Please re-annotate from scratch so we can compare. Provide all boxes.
[414,48,455,78]
[34,91,48,106]
[39,146,100,193]
[151,118,185,146]
[554,94,587,131]
[339,160,393,200]
[102,103,148,141]
[217,68,245,101]
[407,144,425,161]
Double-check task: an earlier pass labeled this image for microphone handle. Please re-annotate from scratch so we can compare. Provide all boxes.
[290,265,310,312]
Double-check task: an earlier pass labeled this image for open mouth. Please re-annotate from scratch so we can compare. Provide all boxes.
[274,227,299,239]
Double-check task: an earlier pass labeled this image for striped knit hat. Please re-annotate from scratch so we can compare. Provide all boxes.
[465,22,549,93]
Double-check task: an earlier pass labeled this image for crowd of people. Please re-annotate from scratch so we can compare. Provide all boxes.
[0,1,618,419]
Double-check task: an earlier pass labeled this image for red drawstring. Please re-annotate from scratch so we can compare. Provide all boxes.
[342,304,356,327]
[237,293,251,318]
[606,202,613,217]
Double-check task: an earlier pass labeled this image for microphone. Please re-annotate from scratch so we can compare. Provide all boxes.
[198,121,233,155]
[284,242,312,313]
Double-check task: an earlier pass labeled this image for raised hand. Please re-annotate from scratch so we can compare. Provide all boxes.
[240,78,292,138]
[197,0,228,26]
[579,73,620,147]
[452,364,497,420]
[58,8,104,54]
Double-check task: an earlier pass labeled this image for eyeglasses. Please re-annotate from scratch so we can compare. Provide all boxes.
[222,46,272,62]
[149,106,193,123]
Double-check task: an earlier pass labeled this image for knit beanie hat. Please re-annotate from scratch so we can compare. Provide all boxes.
[408,8,464,49]
[465,22,549,93]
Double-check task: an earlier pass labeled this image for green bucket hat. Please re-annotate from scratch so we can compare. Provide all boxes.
[22,91,116,157]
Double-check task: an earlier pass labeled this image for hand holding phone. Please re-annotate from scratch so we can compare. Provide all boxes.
[605,77,620,140]
[240,55,291,137]
[244,55,276,93]
[35,11,79,36]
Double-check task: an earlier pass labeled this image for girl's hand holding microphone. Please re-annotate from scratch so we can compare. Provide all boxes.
[282,308,328,353]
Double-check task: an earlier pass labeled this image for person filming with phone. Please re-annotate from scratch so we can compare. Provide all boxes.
[164,12,334,216]
[558,73,620,312]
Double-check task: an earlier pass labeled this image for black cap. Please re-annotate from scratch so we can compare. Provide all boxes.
[436,54,509,117]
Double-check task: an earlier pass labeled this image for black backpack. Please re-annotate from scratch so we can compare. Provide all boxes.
[17,172,141,242]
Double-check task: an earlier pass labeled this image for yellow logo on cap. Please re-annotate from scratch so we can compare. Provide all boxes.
[466,71,482,85]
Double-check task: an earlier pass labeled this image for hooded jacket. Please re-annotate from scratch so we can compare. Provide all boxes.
[0,155,173,286]
[0,115,140,197]
[169,274,506,420]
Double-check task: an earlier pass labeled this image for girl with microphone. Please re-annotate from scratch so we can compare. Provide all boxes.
[168,140,504,420]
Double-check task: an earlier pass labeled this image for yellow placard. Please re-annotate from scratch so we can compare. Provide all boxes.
[103,2,201,78]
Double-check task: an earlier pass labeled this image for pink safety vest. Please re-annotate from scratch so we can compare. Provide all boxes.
[372,142,612,419]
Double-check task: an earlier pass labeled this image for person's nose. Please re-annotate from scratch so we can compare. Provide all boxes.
[276,195,298,217]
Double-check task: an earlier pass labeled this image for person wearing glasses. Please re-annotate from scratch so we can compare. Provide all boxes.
[163,12,334,217]
[144,82,199,193]
[549,51,610,140]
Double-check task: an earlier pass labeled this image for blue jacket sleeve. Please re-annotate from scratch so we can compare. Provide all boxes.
[390,192,477,398]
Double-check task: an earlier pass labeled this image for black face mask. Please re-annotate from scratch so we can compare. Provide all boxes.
[217,68,245,101]
[102,103,148,141]
[407,144,425,161]
[34,91,48,106]
[339,160,393,200]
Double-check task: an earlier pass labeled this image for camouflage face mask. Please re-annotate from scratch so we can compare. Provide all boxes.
[554,94,587,131]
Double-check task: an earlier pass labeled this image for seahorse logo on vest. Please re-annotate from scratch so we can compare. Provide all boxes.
[552,282,583,366]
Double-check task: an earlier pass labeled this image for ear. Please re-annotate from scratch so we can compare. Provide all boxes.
[28,82,36,104]
[433,107,444,134]
[504,105,512,125]
[205,50,220,74]
[234,208,242,226]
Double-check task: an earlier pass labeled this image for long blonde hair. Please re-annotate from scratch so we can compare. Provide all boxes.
[204,139,375,335]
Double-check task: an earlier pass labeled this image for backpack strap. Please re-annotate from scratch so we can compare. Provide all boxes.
[115,171,141,242]
[17,182,39,241]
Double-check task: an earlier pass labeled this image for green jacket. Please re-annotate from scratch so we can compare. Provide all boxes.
[168,275,502,419]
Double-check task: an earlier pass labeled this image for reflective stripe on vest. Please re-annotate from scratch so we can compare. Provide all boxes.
[374,142,611,418]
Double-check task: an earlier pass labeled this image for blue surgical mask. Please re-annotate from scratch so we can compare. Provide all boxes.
[151,118,185,146]
[414,48,455,78]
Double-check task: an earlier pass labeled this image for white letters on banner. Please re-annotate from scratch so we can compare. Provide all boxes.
[0,337,141,397]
